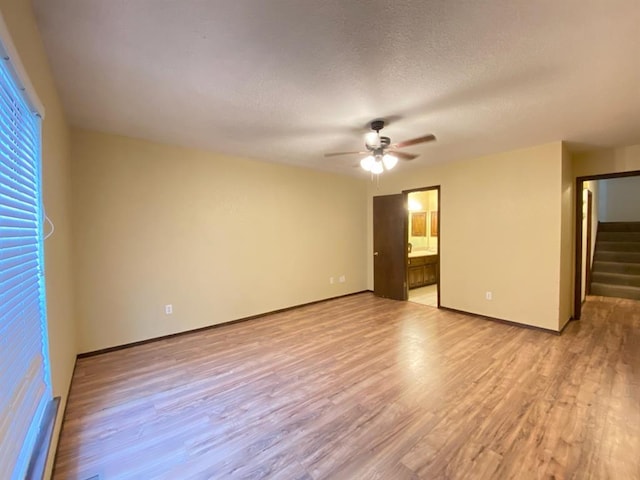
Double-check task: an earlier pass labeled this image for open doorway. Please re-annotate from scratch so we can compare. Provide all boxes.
[574,170,640,319]
[405,186,440,307]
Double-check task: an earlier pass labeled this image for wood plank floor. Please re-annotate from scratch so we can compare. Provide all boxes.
[53,293,640,479]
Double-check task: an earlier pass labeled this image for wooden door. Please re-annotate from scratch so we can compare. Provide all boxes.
[373,194,407,300]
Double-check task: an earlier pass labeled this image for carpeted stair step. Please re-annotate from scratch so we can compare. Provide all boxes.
[598,231,640,242]
[592,261,640,275]
[598,222,640,233]
[591,271,640,288]
[590,283,640,301]
[597,241,640,253]
[590,222,640,300]
[594,251,640,264]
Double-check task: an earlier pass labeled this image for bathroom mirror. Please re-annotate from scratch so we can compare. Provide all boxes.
[411,212,427,237]
[430,211,438,237]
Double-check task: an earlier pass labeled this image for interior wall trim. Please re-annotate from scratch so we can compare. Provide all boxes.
[49,359,78,478]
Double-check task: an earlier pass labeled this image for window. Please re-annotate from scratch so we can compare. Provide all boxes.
[0,30,52,479]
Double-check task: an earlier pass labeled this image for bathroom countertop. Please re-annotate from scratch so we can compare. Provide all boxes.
[408,250,438,258]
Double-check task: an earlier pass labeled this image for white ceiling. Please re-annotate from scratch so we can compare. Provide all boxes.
[32,0,640,175]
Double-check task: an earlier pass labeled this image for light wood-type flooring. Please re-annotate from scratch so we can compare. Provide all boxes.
[53,293,640,479]
[408,285,438,307]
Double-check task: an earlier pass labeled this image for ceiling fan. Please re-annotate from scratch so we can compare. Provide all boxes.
[324,119,436,174]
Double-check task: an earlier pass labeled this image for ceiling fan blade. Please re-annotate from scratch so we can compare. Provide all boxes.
[392,134,436,149]
[388,150,419,161]
[324,151,368,158]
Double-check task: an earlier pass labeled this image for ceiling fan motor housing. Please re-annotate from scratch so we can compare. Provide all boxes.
[370,119,385,132]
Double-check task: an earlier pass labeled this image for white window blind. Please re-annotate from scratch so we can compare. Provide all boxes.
[0,39,51,479]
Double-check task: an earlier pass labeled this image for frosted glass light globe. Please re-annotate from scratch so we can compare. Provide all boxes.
[382,154,398,170]
[365,131,380,148]
[360,155,375,171]
[371,160,384,175]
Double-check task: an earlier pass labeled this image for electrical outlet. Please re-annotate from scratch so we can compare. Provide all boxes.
[329,277,334,284]
[339,275,346,283]
[165,304,173,314]
[485,292,492,301]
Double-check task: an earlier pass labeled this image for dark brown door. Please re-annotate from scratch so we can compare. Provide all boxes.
[373,194,407,300]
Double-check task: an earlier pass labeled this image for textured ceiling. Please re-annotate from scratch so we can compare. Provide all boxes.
[32,0,640,175]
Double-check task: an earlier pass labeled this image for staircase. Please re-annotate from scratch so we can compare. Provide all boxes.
[590,222,640,301]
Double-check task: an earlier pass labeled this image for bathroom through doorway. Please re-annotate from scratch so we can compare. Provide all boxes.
[406,187,440,307]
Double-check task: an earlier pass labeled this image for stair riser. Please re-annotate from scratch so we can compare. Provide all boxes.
[598,232,640,242]
[590,283,640,301]
[597,242,640,253]
[590,222,640,300]
[591,272,640,288]
[592,262,640,275]
[594,252,640,264]
[598,222,640,233]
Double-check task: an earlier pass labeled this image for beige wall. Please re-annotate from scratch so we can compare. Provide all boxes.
[71,129,368,353]
[0,0,75,477]
[368,142,566,331]
[558,145,574,330]
[573,144,640,178]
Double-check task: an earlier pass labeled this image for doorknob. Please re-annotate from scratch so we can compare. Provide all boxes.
[374,252,379,256]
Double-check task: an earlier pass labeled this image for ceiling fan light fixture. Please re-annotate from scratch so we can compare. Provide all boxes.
[370,160,384,175]
[360,155,375,171]
[324,118,435,177]
[382,154,398,170]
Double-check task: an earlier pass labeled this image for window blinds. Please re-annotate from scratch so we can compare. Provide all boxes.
[0,47,51,479]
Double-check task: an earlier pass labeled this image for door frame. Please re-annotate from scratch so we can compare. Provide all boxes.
[574,169,640,319]
[403,185,441,307]
[584,189,593,297]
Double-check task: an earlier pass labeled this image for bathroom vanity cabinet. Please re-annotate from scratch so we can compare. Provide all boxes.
[407,254,438,289]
